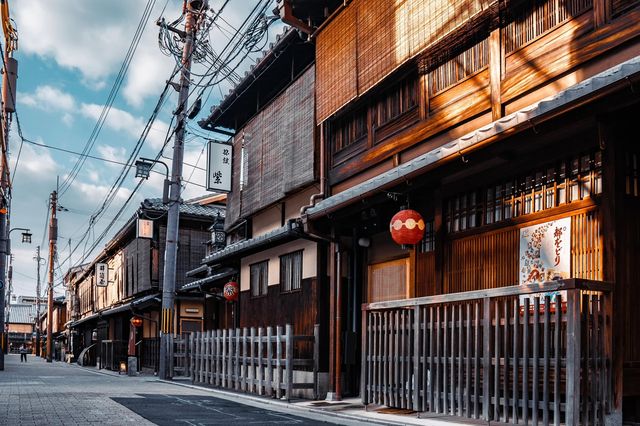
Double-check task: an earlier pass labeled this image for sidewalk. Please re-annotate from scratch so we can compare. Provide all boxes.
[159,377,478,426]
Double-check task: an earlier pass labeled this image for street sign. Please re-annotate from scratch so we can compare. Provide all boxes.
[137,218,153,239]
[95,263,108,287]
[206,140,232,192]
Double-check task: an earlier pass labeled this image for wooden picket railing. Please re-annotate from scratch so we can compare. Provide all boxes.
[179,324,319,400]
[361,278,613,425]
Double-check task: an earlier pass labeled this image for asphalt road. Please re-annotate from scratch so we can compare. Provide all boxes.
[0,354,338,426]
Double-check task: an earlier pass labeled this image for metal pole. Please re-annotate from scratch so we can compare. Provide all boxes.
[0,50,9,370]
[35,246,41,356]
[158,2,202,380]
[46,191,57,363]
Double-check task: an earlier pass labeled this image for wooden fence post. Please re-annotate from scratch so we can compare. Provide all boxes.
[314,324,320,400]
[413,306,421,411]
[482,297,492,421]
[361,310,368,406]
[228,328,234,389]
[276,326,283,399]
[216,329,221,386]
[242,328,248,392]
[285,324,293,401]
[235,328,241,391]
[250,327,256,393]
[566,290,582,426]
[266,327,273,397]
[190,333,195,383]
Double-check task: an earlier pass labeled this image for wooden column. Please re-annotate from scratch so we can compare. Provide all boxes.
[599,120,624,416]
[489,29,503,121]
[593,0,611,28]
[434,189,445,295]
[328,240,337,394]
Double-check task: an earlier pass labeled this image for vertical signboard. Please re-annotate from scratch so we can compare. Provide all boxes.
[206,140,232,192]
[95,263,108,287]
[519,217,571,303]
[137,218,153,239]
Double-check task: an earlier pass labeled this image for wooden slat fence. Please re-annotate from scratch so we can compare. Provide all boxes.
[361,278,612,425]
[178,324,319,400]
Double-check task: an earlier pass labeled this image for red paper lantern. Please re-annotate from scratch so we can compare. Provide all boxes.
[130,317,143,328]
[223,281,239,302]
[389,209,425,245]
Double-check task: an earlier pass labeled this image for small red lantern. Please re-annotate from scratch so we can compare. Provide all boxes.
[223,281,239,302]
[389,209,425,245]
[130,316,143,328]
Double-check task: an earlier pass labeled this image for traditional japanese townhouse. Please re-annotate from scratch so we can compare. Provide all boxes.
[37,296,67,361]
[67,197,224,372]
[301,0,640,423]
[185,24,332,396]
[5,302,37,353]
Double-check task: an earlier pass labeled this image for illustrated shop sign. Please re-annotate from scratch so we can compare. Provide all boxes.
[519,217,571,286]
[96,263,108,287]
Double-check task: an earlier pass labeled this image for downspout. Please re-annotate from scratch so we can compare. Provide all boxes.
[300,109,326,218]
[335,244,343,401]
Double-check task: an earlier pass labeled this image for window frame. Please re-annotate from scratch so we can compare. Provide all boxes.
[279,250,303,293]
[249,260,269,298]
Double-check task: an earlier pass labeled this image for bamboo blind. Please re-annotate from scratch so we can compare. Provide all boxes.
[316,5,357,124]
[225,67,315,229]
[316,0,491,122]
[369,258,409,303]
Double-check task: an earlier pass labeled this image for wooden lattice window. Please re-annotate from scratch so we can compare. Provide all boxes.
[612,0,640,15]
[250,260,268,297]
[330,108,368,153]
[373,75,419,128]
[447,150,602,233]
[503,0,593,54]
[280,250,302,293]
[428,38,489,96]
[418,220,436,253]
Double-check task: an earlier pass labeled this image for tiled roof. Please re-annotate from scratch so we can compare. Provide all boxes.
[307,55,640,218]
[142,198,225,219]
[7,304,39,324]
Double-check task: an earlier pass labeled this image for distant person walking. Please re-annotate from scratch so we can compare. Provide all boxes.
[19,344,28,362]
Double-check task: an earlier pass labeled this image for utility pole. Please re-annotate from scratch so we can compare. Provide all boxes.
[158,0,206,380]
[34,246,43,356]
[46,191,57,363]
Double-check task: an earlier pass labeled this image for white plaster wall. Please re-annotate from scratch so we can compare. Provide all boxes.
[239,239,318,291]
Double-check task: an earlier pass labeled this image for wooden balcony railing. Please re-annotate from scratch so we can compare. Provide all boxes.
[361,278,612,425]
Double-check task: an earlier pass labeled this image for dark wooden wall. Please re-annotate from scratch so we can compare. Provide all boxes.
[225,66,316,229]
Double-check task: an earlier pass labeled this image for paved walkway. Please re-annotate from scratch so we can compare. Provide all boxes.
[0,354,341,425]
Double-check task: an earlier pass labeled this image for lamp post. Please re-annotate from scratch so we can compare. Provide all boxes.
[135,158,170,204]
[4,228,32,323]
[0,227,31,367]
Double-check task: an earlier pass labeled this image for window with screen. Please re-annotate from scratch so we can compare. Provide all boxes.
[250,260,269,297]
[280,250,303,293]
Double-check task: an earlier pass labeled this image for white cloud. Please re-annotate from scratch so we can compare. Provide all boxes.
[96,145,127,167]
[20,85,75,112]
[80,103,170,150]
[62,113,74,126]
[14,0,179,105]
[72,181,132,204]
[10,140,57,178]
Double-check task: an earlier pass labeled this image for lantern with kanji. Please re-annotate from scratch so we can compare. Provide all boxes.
[389,209,425,245]
[223,281,239,302]
[130,316,143,328]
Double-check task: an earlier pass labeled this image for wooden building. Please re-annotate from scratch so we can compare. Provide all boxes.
[295,0,640,423]
[5,302,37,353]
[185,25,331,396]
[67,197,223,371]
[37,296,67,361]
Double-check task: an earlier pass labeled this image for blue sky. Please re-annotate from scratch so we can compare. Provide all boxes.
[7,0,280,298]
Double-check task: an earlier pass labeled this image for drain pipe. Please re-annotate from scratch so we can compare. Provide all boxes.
[300,123,326,217]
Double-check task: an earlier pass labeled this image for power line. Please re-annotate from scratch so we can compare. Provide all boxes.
[59,0,159,197]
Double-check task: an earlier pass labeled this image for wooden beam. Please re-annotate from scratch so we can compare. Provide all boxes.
[489,29,503,121]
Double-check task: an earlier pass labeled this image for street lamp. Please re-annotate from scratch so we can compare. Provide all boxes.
[1,227,31,362]
[135,157,170,204]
